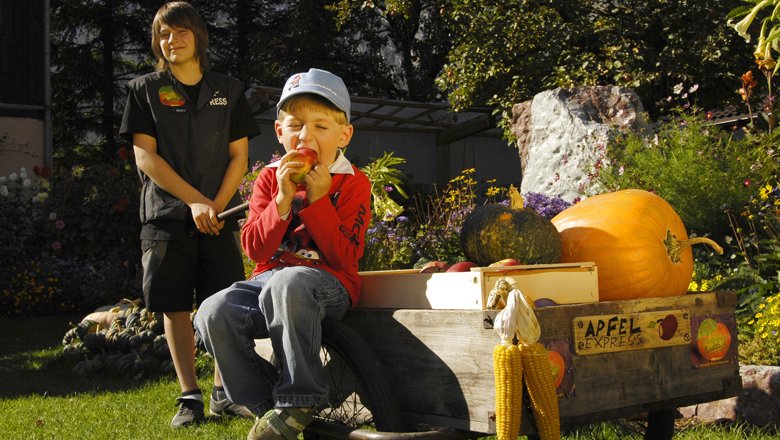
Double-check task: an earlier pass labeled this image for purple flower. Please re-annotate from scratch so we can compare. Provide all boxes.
[523,192,572,219]
[55,220,66,229]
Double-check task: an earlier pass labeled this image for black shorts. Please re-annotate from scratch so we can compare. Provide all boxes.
[141,229,245,312]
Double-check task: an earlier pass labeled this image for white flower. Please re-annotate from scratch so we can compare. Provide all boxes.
[0,176,6,184]
[673,83,684,95]
[0,186,8,197]
[49,212,57,220]
[688,84,699,93]
[22,179,31,187]
[724,235,733,244]
[618,166,625,176]
[729,0,770,42]
[9,173,18,181]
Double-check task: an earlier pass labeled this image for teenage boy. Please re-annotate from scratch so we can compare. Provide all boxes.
[120,1,259,428]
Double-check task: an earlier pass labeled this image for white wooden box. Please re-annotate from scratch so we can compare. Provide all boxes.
[357,262,599,310]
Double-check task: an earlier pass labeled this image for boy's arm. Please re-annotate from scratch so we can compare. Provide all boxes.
[212,136,248,211]
[132,133,221,235]
[299,173,371,271]
[241,168,290,263]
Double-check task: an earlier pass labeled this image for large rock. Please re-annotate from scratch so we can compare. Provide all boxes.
[679,365,780,427]
[511,86,647,202]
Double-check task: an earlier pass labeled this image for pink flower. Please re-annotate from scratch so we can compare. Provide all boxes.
[52,242,62,250]
[55,220,65,229]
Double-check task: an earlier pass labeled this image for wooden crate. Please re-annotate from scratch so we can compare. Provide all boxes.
[342,291,741,434]
[357,262,599,309]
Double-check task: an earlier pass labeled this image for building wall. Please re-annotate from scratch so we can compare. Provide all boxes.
[0,117,45,177]
[249,121,521,192]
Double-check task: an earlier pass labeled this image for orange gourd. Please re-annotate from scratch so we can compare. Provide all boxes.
[550,189,722,301]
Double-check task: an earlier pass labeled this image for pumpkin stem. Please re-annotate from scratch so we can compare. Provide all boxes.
[508,185,524,209]
[664,231,724,263]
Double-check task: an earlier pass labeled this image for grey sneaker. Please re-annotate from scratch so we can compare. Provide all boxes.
[210,396,254,419]
[171,397,204,428]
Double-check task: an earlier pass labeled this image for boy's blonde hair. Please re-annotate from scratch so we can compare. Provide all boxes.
[278,94,349,126]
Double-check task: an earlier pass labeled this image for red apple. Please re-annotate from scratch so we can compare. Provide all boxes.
[446,261,478,272]
[283,148,319,184]
[488,258,522,267]
[419,261,451,273]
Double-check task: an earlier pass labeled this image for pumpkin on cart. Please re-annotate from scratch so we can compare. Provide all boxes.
[551,189,722,301]
[460,185,562,267]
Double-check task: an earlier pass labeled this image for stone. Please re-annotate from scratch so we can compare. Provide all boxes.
[678,365,780,428]
[511,86,647,202]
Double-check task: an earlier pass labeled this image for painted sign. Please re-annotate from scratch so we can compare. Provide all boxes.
[690,313,737,368]
[573,309,691,355]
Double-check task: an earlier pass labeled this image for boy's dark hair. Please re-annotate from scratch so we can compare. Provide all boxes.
[151,2,210,72]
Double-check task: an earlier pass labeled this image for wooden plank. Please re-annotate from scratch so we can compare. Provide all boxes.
[572,309,691,355]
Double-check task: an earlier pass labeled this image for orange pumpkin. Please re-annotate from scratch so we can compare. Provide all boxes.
[550,189,722,301]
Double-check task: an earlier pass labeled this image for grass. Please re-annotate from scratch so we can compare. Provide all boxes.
[2,315,780,439]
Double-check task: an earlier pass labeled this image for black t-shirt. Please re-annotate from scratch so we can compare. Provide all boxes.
[120,69,260,240]
[121,78,258,145]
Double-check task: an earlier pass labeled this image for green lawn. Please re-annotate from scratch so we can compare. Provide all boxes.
[1,315,778,439]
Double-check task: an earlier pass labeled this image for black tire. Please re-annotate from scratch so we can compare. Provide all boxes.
[644,409,675,440]
[306,317,405,437]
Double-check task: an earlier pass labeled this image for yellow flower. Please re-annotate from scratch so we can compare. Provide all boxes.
[756,312,764,318]
[759,183,773,200]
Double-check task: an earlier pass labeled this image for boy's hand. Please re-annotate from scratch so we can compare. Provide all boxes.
[304,164,331,203]
[275,150,302,215]
[191,202,224,235]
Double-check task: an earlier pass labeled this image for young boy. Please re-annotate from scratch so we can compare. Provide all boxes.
[119,1,259,428]
[194,68,371,440]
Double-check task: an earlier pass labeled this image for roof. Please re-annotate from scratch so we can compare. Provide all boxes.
[245,85,501,145]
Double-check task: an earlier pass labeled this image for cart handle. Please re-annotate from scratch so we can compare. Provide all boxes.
[217,201,250,220]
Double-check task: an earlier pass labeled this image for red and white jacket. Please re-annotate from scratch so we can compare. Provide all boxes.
[241,154,371,306]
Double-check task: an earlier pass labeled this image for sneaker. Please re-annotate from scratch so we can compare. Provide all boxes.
[247,408,314,440]
[171,397,205,428]
[210,396,254,419]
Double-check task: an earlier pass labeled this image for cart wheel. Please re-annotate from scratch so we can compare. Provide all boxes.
[643,409,674,440]
[304,317,405,439]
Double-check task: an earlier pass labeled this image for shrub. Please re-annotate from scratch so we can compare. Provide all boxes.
[0,146,143,316]
[589,111,771,238]
[739,292,780,366]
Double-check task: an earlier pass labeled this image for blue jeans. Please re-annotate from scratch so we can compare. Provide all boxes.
[194,266,351,415]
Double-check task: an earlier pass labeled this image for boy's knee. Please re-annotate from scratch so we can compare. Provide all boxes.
[194,292,226,332]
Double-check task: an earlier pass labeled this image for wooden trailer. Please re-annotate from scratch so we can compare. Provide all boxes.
[257,263,742,439]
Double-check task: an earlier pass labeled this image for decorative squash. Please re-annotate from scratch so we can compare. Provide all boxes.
[550,189,722,301]
[460,186,562,266]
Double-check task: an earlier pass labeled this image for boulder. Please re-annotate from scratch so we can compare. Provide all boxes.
[678,365,780,428]
[511,86,647,202]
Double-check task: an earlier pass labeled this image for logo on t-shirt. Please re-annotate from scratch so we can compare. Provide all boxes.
[158,86,185,107]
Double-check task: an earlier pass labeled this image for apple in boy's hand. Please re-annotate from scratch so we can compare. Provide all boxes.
[283,148,319,184]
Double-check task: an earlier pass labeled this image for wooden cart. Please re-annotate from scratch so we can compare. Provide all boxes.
[256,263,742,440]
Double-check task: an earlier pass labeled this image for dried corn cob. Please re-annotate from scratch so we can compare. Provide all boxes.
[521,342,561,440]
[493,342,523,440]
